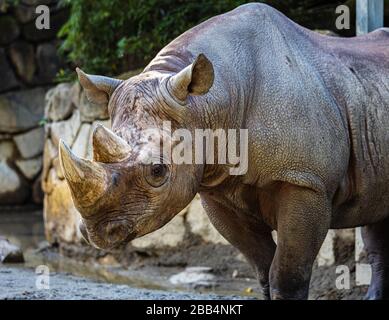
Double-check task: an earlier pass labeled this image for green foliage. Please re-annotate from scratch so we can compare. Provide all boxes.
[58,0,248,75]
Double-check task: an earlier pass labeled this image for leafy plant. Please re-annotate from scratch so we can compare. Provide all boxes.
[58,0,247,75]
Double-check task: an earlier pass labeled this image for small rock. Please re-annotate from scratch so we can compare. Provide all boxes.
[13,127,45,158]
[98,254,119,266]
[15,155,42,180]
[244,287,253,294]
[232,269,239,279]
[169,266,216,288]
[9,41,36,83]
[0,236,25,263]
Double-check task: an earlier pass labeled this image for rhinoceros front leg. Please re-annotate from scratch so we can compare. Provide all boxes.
[200,194,276,299]
[270,184,331,300]
[362,218,389,300]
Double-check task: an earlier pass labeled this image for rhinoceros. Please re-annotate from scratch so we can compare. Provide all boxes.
[59,3,389,299]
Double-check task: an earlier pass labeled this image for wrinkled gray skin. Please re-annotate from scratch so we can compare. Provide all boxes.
[61,4,389,299]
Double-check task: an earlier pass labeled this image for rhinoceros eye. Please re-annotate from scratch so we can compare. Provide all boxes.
[144,164,169,187]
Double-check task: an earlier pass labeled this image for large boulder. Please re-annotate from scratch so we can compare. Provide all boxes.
[131,213,187,249]
[78,90,109,122]
[35,42,62,84]
[8,41,36,83]
[13,127,45,159]
[14,4,37,24]
[186,195,228,245]
[0,88,46,133]
[0,160,29,204]
[48,109,81,147]
[0,140,17,161]
[0,16,20,45]
[45,83,74,121]
[15,156,42,180]
[0,49,19,93]
[44,170,82,243]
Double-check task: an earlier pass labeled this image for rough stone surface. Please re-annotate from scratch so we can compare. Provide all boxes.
[0,140,16,160]
[79,90,109,122]
[186,194,228,245]
[22,9,67,42]
[0,48,19,93]
[13,126,44,158]
[0,88,46,133]
[9,41,36,83]
[0,160,29,204]
[49,109,81,147]
[14,4,36,23]
[42,138,57,185]
[0,15,20,45]
[169,267,216,287]
[35,42,61,84]
[45,83,74,121]
[44,171,82,243]
[317,230,336,267]
[15,156,42,180]
[71,123,92,159]
[131,212,186,249]
[32,174,44,204]
[0,237,24,263]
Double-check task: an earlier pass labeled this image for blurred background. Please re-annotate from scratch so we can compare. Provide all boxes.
[0,0,388,299]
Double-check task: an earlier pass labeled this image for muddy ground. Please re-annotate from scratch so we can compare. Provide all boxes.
[0,209,368,300]
[0,264,248,300]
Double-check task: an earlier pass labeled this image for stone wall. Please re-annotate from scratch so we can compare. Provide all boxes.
[42,81,360,273]
[0,0,67,205]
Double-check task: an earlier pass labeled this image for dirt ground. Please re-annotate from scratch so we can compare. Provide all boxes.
[53,234,368,300]
[0,209,368,300]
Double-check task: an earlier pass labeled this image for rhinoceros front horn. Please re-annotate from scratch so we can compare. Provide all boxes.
[76,68,123,105]
[59,139,108,214]
[92,124,132,163]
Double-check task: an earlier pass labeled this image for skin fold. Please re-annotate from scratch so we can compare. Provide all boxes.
[59,3,389,299]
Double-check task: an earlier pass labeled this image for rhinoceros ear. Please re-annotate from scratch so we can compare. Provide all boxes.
[168,54,214,101]
[76,68,123,105]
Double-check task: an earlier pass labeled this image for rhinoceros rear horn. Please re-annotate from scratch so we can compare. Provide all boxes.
[59,139,108,214]
[76,68,123,105]
[92,124,132,163]
[168,53,214,101]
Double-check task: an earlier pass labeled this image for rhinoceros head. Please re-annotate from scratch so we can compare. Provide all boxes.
[59,54,214,250]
